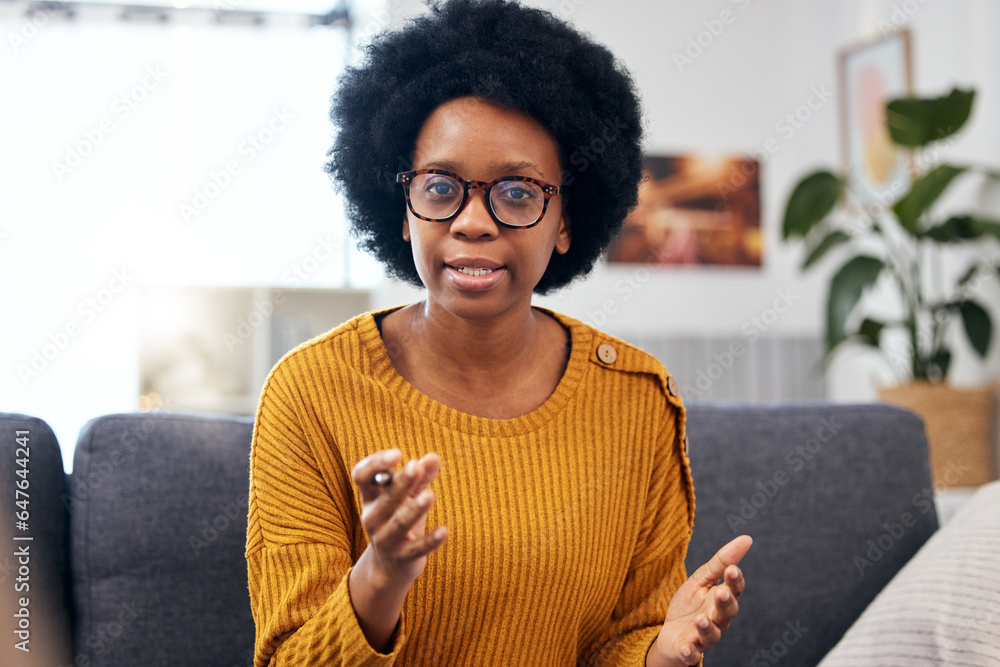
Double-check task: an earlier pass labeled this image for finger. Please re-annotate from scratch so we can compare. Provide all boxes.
[725,563,746,599]
[690,535,752,588]
[694,613,722,647]
[353,449,402,502]
[708,583,739,633]
[360,454,444,542]
[363,458,424,529]
[677,641,703,665]
[395,524,448,560]
[372,487,437,548]
[407,453,442,498]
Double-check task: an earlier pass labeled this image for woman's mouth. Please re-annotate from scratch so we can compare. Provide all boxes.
[444,264,507,291]
[454,266,495,277]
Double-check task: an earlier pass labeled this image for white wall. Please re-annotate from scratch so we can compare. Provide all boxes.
[377,0,1000,401]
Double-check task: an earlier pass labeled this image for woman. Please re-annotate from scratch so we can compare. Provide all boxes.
[246,1,751,665]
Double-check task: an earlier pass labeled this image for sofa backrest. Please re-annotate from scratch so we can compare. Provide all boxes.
[684,402,939,666]
[0,413,74,667]
[69,412,255,667]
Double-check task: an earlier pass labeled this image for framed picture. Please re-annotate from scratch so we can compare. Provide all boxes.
[838,29,913,210]
[607,154,762,267]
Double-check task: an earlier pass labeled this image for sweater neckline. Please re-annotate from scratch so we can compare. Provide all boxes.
[357,303,591,436]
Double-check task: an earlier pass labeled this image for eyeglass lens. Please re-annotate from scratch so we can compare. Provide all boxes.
[409,172,545,227]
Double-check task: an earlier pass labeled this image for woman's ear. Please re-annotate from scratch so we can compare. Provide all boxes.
[554,211,571,255]
[402,216,411,242]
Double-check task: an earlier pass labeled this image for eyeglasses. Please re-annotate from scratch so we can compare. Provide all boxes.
[396,169,562,229]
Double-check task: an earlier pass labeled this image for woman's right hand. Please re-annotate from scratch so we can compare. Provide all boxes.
[352,448,448,586]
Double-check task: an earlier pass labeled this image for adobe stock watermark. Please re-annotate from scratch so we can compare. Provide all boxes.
[61,412,173,511]
[222,234,340,352]
[562,117,629,186]
[51,66,169,182]
[82,600,144,662]
[583,251,658,329]
[222,292,285,353]
[18,268,135,385]
[750,619,809,666]
[944,589,1000,660]
[349,0,404,50]
[555,0,588,20]
[188,495,249,556]
[282,235,341,287]
[673,0,757,73]
[717,84,833,200]
[877,0,932,37]
[179,107,294,223]
[681,287,798,398]
[954,253,1000,303]
[726,415,843,533]
[854,458,970,577]
[853,127,959,228]
[8,5,53,53]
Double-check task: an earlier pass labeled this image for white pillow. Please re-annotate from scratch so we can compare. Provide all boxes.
[819,480,1000,666]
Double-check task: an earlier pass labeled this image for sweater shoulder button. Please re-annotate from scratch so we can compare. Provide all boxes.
[596,343,617,364]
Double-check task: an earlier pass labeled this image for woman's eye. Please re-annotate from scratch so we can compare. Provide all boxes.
[423,179,459,197]
[497,184,538,202]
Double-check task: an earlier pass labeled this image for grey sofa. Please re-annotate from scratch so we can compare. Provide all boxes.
[0,403,938,666]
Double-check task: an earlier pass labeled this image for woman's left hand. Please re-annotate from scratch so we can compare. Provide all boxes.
[649,535,753,666]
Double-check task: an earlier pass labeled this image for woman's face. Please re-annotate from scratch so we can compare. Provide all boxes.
[403,96,571,321]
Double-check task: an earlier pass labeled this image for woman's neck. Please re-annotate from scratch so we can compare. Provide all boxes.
[379,300,570,418]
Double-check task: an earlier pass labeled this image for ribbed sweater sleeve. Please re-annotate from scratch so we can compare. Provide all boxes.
[579,380,696,666]
[246,360,406,666]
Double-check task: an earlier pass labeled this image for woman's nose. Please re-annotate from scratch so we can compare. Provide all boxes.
[449,189,499,239]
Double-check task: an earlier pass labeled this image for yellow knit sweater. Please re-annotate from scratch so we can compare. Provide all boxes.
[246,305,696,666]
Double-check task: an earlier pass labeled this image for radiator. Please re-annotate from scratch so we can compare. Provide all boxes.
[623,335,827,403]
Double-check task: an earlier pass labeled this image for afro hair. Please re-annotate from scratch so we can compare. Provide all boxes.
[326,0,644,294]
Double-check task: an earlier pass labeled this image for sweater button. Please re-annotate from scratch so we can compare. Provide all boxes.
[596,343,617,364]
[667,375,679,397]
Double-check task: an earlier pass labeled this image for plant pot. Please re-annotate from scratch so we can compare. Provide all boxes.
[878,381,998,488]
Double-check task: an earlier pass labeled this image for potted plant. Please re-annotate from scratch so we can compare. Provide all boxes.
[781,87,1000,487]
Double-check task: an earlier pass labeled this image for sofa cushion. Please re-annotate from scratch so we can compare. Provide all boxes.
[685,403,938,666]
[70,412,255,667]
[0,413,74,666]
[818,479,1000,666]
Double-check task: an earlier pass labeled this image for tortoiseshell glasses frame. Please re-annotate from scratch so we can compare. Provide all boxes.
[396,169,563,229]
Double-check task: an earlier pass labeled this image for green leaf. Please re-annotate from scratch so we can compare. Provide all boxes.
[803,230,851,269]
[959,300,992,357]
[886,88,976,147]
[858,318,886,348]
[827,256,885,352]
[893,164,967,231]
[921,215,981,242]
[782,171,843,240]
[921,216,1000,243]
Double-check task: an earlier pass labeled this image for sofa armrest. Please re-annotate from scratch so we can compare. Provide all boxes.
[0,413,74,666]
